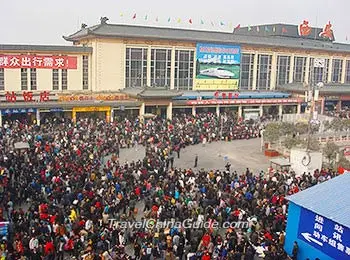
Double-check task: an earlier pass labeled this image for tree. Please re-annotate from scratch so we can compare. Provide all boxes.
[300,137,320,151]
[295,122,308,135]
[283,136,302,149]
[263,122,281,143]
[323,141,339,164]
[280,122,295,136]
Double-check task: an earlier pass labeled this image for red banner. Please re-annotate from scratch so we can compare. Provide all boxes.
[187,98,302,105]
[0,55,77,69]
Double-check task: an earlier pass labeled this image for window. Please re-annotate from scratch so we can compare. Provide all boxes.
[0,69,4,91]
[309,58,329,83]
[256,54,272,90]
[30,68,37,90]
[239,53,254,90]
[151,49,171,87]
[82,55,89,90]
[346,60,350,83]
[52,69,59,90]
[125,47,148,88]
[62,69,68,90]
[21,68,28,90]
[276,55,290,86]
[331,59,343,83]
[293,57,307,83]
[175,50,194,90]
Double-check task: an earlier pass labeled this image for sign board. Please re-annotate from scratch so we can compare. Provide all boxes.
[58,94,129,102]
[297,207,350,259]
[0,55,77,69]
[1,108,37,115]
[187,98,302,106]
[194,43,241,90]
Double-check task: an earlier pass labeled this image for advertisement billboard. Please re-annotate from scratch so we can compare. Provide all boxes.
[194,43,241,90]
[0,55,77,69]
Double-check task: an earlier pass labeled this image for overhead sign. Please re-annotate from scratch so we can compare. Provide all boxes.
[2,91,51,103]
[187,98,302,106]
[194,43,241,90]
[297,207,350,259]
[319,21,334,41]
[298,20,312,37]
[58,94,129,102]
[1,108,37,115]
[0,55,77,69]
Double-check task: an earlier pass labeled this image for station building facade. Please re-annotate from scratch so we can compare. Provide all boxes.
[1,19,350,124]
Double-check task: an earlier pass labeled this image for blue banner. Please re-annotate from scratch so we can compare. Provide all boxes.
[297,207,350,259]
[196,43,241,65]
[1,108,37,115]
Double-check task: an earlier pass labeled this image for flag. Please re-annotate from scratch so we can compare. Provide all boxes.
[144,15,148,20]
[201,19,204,25]
[282,27,288,33]
[265,26,270,32]
[229,22,233,29]
[346,36,348,41]
[211,21,215,26]
[256,26,260,32]
[156,17,159,22]
[119,13,124,17]
[273,26,276,32]
[248,25,252,31]
[234,24,240,30]
[177,18,181,23]
[132,13,136,19]
[189,18,193,24]
[168,17,171,22]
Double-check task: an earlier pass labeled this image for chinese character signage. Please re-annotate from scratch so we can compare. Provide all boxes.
[2,91,51,103]
[58,94,129,102]
[194,43,241,90]
[298,207,350,259]
[298,20,312,37]
[187,98,301,106]
[0,55,77,69]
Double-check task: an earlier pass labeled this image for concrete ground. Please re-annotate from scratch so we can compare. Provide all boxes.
[116,138,270,174]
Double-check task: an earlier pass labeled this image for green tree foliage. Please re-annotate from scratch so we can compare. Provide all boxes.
[323,142,339,164]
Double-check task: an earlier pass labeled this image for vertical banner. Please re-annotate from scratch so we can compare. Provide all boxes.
[194,43,241,90]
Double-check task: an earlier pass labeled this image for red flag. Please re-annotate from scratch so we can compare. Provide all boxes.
[189,18,193,24]
[235,24,241,30]
[132,13,136,19]
[282,27,287,33]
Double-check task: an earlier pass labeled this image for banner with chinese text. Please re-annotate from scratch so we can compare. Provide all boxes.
[194,43,241,90]
[0,55,77,69]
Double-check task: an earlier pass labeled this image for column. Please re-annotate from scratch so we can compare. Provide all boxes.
[0,112,2,127]
[321,98,325,115]
[304,56,310,84]
[36,109,40,126]
[216,105,220,117]
[238,105,243,119]
[170,47,176,90]
[337,100,342,112]
[192,106,196,116]
[278,105,283,120]
[327,57,333,83]
[289,54,295,83]
[106,110,111,123]
[270,52,277,90]
[341,58,347,84]
[167,102,173,120]
[139,102,145,117]
[110,109,114,123]
[297,103,301,114]
[259,105,263,117]
[72,110,77,123]
[252,51,258,90]
[147,46,151,86]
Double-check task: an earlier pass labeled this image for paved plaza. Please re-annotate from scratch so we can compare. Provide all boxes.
[116,138,269,174]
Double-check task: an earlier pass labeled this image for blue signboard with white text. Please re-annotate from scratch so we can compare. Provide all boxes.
[298,207,350,259]
[1,108,37,115]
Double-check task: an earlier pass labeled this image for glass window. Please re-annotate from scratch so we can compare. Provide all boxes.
[30,68,37,90]
[151,49,171,87]
[309,58,329,84]
[331,59,343,83]
[83,55,89,90]
[293,56,307,83]
[175,50,194,90]
[257,54,272,90]
[0,68,4,91]
[346,60,350,83]
[62,69,68,90]
[240,53,254,90]
[52,69,59,90]
[125,47,148,88]
[21,68,28,90]
[276,55,290,86]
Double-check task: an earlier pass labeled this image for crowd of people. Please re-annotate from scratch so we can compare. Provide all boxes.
[325,106,350,119]
[0,112,338,259]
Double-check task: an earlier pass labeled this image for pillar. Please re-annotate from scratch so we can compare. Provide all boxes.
[110,109,114,123]
[337,100,342,112]
[327,57,333,83]
[289,54,295,83]
[192,106,196,116]
[167,102,173,120]
[170,46,176,89]
[216,105,220,117]
[252,51,258,90]
[36,109,40,126]
[106,110,111,123]
[238,105,243,119]
[278,105,283,120]
[304,56,310,84]
[341,58,347,84]
[321,98,325,115]
[72,110,76,123]
[139,102,145,117]
[270,52,277,90]
[259,105,263,117]
[147,47,151,86]
[297,103,301,114]
[0,112,2,127]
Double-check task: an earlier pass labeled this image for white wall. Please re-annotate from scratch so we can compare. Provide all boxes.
[290,148,323,176]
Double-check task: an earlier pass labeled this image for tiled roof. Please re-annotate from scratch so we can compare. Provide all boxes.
[0,44,92,53]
